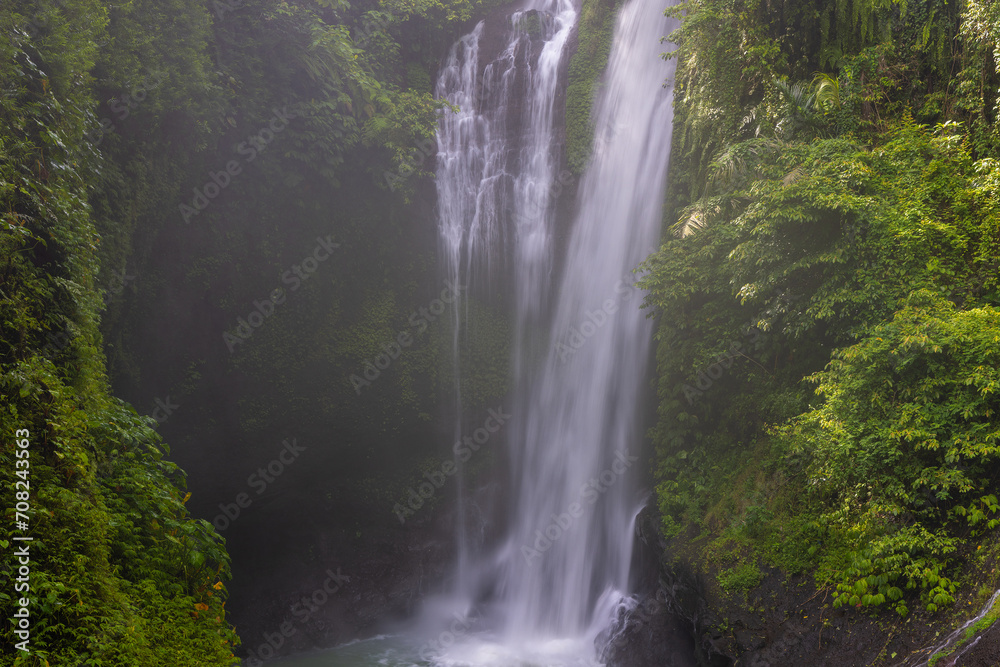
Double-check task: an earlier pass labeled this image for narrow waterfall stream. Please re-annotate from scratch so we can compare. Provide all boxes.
[277,0,678,662]
[495,0,678,643]
[436,0,577,594]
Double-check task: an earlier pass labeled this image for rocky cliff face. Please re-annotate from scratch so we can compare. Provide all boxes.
[607,507,1000,667]
[231,498,454,662]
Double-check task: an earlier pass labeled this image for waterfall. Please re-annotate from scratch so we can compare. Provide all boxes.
[433,0,678,660]
[436,0,577,596]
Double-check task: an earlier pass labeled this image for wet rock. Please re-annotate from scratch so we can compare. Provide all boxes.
[599,593,698,667]
[954,621,1000,667]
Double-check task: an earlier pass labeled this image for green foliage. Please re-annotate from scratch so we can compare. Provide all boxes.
[380,0,475,25]
[786,292,1000,613]
[2,0,516,659]
[94,0,217,119]
[717,561,764,596]
[647,0,1000,615]
[771,74,842,140]
[0,365,239,664]
[663,0,978,222]
[645,119,1000,611]
[958,0,1000,154]
[564,0,623,173]
[664,0,785,203]
[84,0,502,551]
[360,89,444,198]
[0,1,238,662]
[963,0,1000,71]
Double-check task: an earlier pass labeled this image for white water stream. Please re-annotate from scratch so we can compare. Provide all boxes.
[275,0,678,662]
[432,0,679,661]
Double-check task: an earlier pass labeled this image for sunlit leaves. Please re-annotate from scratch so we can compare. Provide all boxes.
[645,110,1000,616]
[788,292,1000,611]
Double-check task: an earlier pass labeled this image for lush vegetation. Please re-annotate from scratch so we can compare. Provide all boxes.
[1,0,507,663]
[7,0,1000,659]
[642,0,1000,618]
[0,2,237,662]
[564,0,625,173]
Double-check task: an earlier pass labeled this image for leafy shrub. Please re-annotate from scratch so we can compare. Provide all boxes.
[786,291,1000,613]
[717,562,764,596]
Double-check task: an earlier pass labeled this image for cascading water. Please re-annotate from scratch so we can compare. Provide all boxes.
[432,0,680,661]
[276,0,679,664]
[499,0,678,643]
[436,0,577,598]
